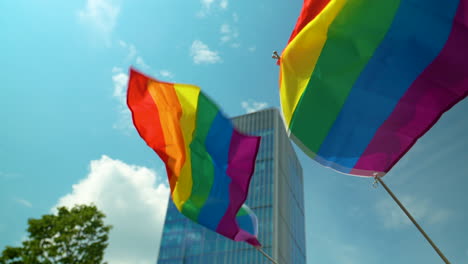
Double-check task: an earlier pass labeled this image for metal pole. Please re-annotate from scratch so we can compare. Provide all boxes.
[256,247,279,264]
[376,177,451,264]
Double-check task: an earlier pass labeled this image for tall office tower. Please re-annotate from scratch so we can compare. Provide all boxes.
[156,108,306,264]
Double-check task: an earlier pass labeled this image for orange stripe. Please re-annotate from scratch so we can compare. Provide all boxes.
[147,81,186,190]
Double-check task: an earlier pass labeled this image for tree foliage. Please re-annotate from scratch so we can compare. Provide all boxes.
[1,205,112,264]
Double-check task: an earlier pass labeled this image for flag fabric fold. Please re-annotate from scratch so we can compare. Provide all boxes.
[127,68,261,246]
[279,0,468,177]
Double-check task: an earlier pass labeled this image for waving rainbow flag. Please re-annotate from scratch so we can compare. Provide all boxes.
[280,0,468,177]
[127,68,261,246]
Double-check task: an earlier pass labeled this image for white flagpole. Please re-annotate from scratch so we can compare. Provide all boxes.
[255,246,279,264]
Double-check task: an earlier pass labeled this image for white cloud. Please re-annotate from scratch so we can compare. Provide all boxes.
[0,171,19,180]
[392,130,468,187]
[159,70,175,79]
[221,24,231,34]
[112,67,128,105]
[190,40,222,64]
[322,237,365,264]
[220,0,228,9]
[111,67,132,131]
[197,0,214,17]
[136,56,150,71]
[336,244,360,264]
[241,100,268,113]
[233,12,239,23]
[248,46,256,52]
[198,0,228,17]
[220,23,240,47]
[16,198,32,208]
[220,35,231,43]
[118,40,127,47]
[119,40,137,61]
[78,0,120,42]
[376,195,452,229]
[55,156,170,264]
[117,42,152,72]
[201,0,215,9]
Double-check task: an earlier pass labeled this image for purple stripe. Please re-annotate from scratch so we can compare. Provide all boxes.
[235,230,262,247]
[354,0,468,174]
[216,130,261,246]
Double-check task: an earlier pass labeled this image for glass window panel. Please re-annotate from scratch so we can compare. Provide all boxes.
[202,240,216,253]
[185,244,201,256]
[216,253,225,263]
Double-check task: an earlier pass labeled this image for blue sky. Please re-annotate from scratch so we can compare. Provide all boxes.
[1,0,467,263]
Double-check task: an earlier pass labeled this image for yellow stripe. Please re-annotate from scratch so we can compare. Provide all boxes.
[172,83,200,211]
[280,0,346,127]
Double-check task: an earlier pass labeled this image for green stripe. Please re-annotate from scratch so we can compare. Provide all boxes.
[236,207,248,217]
[290,0,400,153]
[181,93,218,221]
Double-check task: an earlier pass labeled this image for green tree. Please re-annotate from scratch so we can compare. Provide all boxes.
[1,205,112,264]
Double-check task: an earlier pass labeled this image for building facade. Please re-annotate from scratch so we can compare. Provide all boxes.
[156,108,306,264]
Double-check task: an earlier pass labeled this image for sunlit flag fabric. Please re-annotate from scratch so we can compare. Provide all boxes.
[127,68,261,246]
[279,0,468,177]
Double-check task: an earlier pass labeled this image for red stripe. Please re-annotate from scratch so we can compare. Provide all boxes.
[278,0,331,66]
[287,0,331,44]
[354,1,468,174]
[127,68,176,190]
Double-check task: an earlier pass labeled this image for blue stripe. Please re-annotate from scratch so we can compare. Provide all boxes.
[197,112,234,231]
[316,0,460,170]
[237,214,255,234]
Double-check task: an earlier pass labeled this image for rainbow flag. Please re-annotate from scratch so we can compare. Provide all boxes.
[279,0,468,177]
[127,68,261,246]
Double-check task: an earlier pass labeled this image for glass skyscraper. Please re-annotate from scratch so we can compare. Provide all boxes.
[156,108,306,264]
